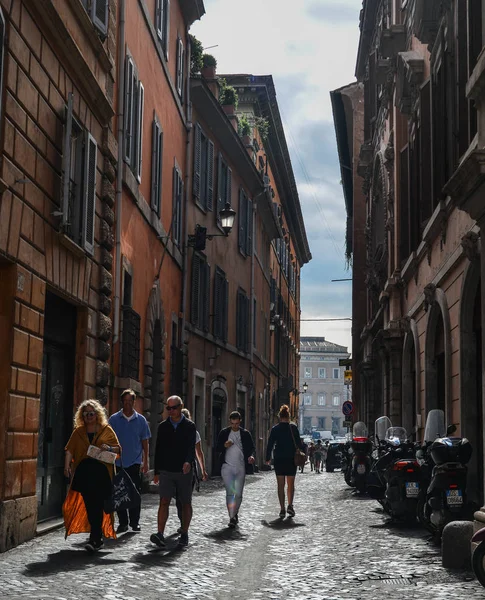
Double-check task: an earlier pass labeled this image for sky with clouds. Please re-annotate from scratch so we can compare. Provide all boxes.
[192,0,362,352]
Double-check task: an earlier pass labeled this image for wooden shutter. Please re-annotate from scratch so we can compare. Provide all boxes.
[202,261,210,333]
[236,290,241,350]
[124,57,134,163]
[207,140,214,211]
[226,167,232,206]
[61,92,73,230]
[222,277,228,342]
[238,188,245,253]
[83,132,97,255]
[92,0,108,36]
[155,0,162,38]
[191,253,201,326]
[172,167,182,245]
[193,123,201,200]
[399,145,410,263]
[135,82,144,182]
[244,294,250,352]
[213,268,223,338]
[176,38,184,97]
[217,153,223,221]
[151,119,163,214]
[246,198,253,255]
[164,0,170,59]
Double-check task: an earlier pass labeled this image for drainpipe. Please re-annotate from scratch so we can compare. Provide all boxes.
[113,0,126,345]
[180,31,192,401]
[249,200,256,433]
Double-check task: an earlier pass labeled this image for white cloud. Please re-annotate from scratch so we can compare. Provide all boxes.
[193,0,360,354]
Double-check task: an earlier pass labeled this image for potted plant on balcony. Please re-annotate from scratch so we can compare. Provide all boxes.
[201,53,217,79]
[190,35,204,75]
[238,115,252,146]
[219,79,238,115]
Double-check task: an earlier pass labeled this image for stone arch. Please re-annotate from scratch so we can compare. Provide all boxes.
[460,258,482,504]
[209,379,228,475]
[402,319,420,437]
[425,286,452,423]
[144,279,166,465]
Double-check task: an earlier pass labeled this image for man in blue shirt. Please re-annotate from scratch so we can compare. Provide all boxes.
[109,388,151,532]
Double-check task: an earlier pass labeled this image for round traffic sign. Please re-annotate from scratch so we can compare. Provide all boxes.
[342,401,354,416]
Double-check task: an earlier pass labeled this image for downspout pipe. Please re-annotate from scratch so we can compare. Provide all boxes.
[249,201,256,432]
[180,31,192,401]
[113,0,126,345]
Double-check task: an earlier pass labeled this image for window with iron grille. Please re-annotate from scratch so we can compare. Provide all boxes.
[60,93,97,255]
[191,252,210,331]
[81,0,108,37]
[236,288,249,352]
[213,267,228,341]
[120,306,141,379]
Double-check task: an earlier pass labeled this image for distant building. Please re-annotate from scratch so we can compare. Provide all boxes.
[299,337,350,436]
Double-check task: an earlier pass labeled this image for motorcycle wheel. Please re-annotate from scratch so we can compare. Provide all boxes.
[344,469,353,487]
[326,466,334,473]
[472,542,485,588]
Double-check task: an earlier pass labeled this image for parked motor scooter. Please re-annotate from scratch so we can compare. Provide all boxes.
[367,416,392,504]
[349,421,372,493]
[372,426,420,522]
[416,409,472,539]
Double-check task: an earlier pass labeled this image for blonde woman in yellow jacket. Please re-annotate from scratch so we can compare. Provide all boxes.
[63,399,120,552]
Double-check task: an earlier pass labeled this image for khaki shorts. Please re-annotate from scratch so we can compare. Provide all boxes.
[158,470,193,504]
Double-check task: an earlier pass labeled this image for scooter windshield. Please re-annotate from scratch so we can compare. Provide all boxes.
[375,416,392,441]
[385,427,407,445]
[423,409,446,442]
[353,421,368,438]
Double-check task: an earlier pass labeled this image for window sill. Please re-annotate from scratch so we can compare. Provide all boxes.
[71,0,113,72]
[113,377,143,395]
[58,232,87,259]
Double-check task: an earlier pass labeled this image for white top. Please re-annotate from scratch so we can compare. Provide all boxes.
[225,429,245,468]
[196,430,201,444]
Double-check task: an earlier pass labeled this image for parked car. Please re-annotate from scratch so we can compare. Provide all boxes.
[325,441,346,472]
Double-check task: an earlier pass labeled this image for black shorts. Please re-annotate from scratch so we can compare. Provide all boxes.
[273,458,297,477]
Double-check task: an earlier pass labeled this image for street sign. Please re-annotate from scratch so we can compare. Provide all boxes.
[344,370,352,384]
[343,420,352,428]
[342,401,354,416]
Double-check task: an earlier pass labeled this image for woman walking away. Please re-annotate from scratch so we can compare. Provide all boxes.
[265,404,304,519]
[216,411,256,528]
[314,440,324,473]
[63,400,120,552]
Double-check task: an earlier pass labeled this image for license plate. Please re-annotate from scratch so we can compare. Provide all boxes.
[405,482,419,497]
[446,489,463,505]
[356,463,366,475]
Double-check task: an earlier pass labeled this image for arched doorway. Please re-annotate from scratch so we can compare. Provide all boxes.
[402,321,419,438]
[211,382,227,475]
[460,261,483,505]
[425,287,451,420]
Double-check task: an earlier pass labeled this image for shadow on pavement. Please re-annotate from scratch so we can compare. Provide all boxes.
[203,527,249,543]
[23,549,126,576]
[130,544,187,569]
[369,520,428,539]
[261,518,306,529]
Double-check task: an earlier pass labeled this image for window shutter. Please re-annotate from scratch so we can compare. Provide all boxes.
[217,153,223,221]
[92,0,108,36]
[124,58,134,163]
[206,140,214,211]
[177,175,183,245]
[238,188,245,253]
[193,123,201,200]
[236,290,241,349]
[151,119,162,214]
[61,92,73,230]
[226,167,232,206]
[191,253,201,326]
[176,38,184,97]
[246,198,253,255]
[244,295,250,353]
[202,262,210,333]
[83,132,97,255]
[213,269,223,338]
[222,276,228,342]
[135,81,144,182]
[164,0,170,59]
[155,0,162,38]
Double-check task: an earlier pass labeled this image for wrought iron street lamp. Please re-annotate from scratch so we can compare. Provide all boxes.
[188,202,237,251]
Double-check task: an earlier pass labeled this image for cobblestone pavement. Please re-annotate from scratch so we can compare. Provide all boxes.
[0,470,483,599]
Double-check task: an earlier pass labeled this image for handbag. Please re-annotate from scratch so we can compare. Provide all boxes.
[103,452,141,513]
[289,424,306,467]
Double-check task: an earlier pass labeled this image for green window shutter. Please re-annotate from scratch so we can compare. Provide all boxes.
[222,277,228,343]
[213,268,223,338]
[201,261,210,333]
[124,57,134,164]
[164,0,170,59]
[226,166,232,206]
[207,140,214,211]
[83,132,97,256]
[135,81,144,182]
[155,0,162,38]
[238,188,245,253]
[191,253,201,326]
[246,198,253,255]
[193,123,201,200]
[217,153,223,222]
[61,92,73,231]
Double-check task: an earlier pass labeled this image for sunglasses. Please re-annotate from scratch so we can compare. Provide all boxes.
[166,405,181,411]
[83,411,96,418]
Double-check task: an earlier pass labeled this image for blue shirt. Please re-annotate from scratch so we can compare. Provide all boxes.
[170,414,185,430]
[108,410,151,467]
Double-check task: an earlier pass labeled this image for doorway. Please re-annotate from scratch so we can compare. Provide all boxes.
[36,292,76,522]
[211,390,226,475]
[149,319,163,468]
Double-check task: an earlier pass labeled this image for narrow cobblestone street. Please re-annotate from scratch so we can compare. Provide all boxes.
[1,470,482,600]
